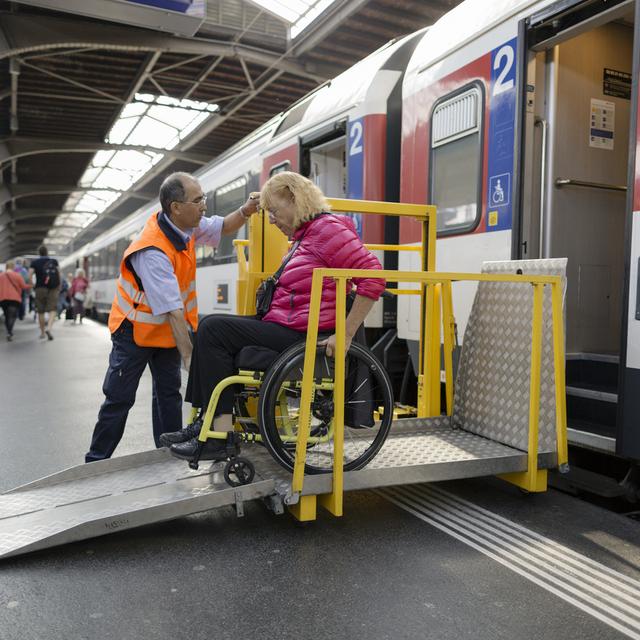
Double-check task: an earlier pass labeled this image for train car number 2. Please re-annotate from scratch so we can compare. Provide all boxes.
[493,44,515,96]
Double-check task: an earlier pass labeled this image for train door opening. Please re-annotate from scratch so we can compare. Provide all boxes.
[300,124,347,199]
[521,1,636,453]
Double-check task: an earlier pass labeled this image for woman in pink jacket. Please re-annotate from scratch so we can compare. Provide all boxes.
[0,260,32,341]
[69,268,90,324]
[163,171,385,460]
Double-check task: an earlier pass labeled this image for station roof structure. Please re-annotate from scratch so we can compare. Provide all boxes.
[0,0,459,261]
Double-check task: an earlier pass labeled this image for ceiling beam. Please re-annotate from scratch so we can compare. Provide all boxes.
[0,137,212,167]
[291,0,372,56]
[4,209,123,222]
[0,13,329,82]
[1,185,155,206]
[12,222,85,231]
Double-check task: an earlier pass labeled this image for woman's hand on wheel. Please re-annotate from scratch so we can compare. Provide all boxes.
[318,333,352,358]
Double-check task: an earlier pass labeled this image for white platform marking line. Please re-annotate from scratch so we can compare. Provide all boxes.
[377,487,640,640]
[427,483,640,591]
[403,487,640,621]
[422,484,640,603]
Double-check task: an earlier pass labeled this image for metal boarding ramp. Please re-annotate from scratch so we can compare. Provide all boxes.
[0,256,568,560]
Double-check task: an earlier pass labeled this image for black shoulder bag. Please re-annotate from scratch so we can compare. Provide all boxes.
[255,233,305,319]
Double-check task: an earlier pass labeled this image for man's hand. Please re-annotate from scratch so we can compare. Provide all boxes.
[167,309,193,371]
[241,191,260,218]
[318,333,352,358]
[222,192,261,235]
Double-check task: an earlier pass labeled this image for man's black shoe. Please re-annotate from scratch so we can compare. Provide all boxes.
[159,418,203,447]
[170,436,228,461]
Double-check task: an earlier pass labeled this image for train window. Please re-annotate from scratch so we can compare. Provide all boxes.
[100,248,108,281]
[107,243,118,279]
[275,100,313,136]
[204,190,216,217]
[269,162,290,176]
[430,84,484,235]
[90,253,99,281]
[116,238,128,274]
[200,176,247,265]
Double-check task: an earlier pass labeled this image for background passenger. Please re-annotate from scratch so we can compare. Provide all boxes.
[28,244,60,341]
[0,260,32,341]
[57,273,70,320]
[64,272,74,321]
[13,259,29,321]
[164,171,385,461]
[70,268,90,324]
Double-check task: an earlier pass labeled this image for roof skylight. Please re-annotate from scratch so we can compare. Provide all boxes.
[248,0,339,38]
[47,93,219,247]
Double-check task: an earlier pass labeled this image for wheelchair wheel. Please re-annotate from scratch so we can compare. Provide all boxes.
[224,458,255,487]
[258,341,394,474]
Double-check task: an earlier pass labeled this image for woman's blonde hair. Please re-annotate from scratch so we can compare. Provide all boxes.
[260,171,330,228]
[5,260,15,270]
[76,268,85,278]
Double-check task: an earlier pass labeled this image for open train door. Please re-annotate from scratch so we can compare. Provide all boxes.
[518,0,639,478]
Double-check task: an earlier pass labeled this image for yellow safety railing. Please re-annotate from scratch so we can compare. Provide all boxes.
[289,269,568,520]
[235,198,439,417]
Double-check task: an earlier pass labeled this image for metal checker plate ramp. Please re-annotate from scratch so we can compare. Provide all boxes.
[0,420,556,559]
[453,259,567,453]
[297,418,557,495]
[0,449,285,560]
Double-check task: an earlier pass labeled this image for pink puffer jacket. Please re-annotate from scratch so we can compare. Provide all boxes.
[263,214,385,332]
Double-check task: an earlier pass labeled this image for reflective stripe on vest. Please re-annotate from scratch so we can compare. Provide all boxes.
[114,284,167,326]
[117,275,196,320]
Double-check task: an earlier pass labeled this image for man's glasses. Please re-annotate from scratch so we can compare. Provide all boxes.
[175,195,207,206]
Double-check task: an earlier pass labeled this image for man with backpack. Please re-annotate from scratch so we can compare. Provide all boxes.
[28,244,60,340]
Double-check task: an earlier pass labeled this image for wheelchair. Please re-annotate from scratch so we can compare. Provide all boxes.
[184,339,395,487]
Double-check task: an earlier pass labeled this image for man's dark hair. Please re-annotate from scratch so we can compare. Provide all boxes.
[159,172,195,215]
[38,244,48,256]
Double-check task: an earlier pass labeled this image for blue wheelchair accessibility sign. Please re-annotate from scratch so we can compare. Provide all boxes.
[489,172,511,208]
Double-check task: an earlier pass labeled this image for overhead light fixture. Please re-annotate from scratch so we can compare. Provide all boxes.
[247,0,339,38]
[48,93,219,247]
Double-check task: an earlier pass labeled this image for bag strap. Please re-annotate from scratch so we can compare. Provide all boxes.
[269,211,330,283]
[271,229,306,283]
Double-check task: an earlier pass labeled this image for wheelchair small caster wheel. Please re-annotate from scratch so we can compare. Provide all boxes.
[224,457,255,487]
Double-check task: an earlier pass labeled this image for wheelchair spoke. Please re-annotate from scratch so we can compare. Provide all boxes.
[258,342,393,474]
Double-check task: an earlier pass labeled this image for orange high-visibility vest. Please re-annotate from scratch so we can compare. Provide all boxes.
[108,212,198,347]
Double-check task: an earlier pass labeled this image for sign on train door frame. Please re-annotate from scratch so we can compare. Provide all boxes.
[347,116,364,238]
[487,37,517,234]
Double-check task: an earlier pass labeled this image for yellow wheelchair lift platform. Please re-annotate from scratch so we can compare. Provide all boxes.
[0,199,569,559]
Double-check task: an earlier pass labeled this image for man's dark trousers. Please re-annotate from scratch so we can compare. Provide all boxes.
[85,319,182,462]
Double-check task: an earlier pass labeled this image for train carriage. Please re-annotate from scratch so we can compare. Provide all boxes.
[399,0,640,469]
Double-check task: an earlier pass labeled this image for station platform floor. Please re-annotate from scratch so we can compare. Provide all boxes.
[1,316,640,640]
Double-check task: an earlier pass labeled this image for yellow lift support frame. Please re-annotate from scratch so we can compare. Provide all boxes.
[235,199,568,522]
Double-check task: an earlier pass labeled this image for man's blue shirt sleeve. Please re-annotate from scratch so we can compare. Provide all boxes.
[129,250,183,315]
[194,215,224,246]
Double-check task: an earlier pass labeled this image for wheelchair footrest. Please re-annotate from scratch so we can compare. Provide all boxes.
[188,432,243,471]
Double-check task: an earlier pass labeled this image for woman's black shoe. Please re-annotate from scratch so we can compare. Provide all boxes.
[169,437,227,461]
[159,418,203,447]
